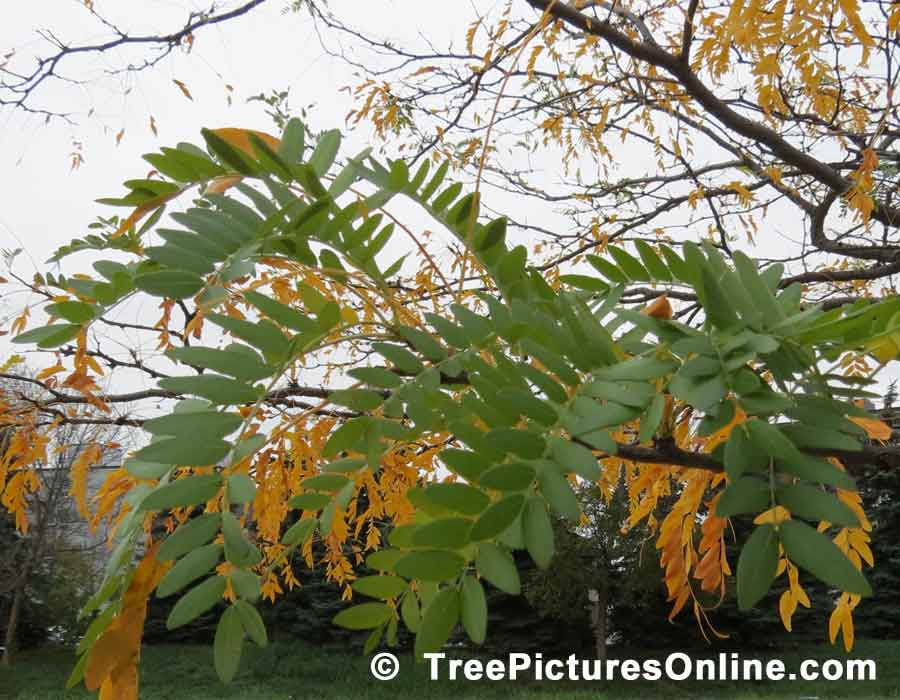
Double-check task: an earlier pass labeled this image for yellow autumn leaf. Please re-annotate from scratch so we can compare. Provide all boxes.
[340,306,360,326]
[85,544,168,696]
[111,191,180,239]
[848,415,892,441]
[754,505,790,525]
[779,590,796,631]
[172,79,193,101]
[828,603,844,644]
[0,354,25,372]
[85,622,133,692]
[753,53,780,77]
[100,663,138,700]
[841,607,855,652]
[644,294,672,320]
[209,128,281,158]
[891,4,900,32]
[204,175,243,195]
[69,444,102,521]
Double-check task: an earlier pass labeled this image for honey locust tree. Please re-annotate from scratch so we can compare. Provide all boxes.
[1,1,900,698]
[0,118,897,696]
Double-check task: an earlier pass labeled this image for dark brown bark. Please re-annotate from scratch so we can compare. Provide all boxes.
[2,573,26,667]
[590,587,608,665]
[524,0,900,231]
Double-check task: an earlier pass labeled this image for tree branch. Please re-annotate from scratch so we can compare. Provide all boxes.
[1,0,269,117]
[524,0,900,229]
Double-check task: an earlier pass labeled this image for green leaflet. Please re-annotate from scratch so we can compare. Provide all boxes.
[745,419,856,490]
[333,602,392,630]
[309,129,342,177]
[471,494,525,541]
[776,484,860,527]
[135,437,231,467]
[330,388,385,411]
[323,418,370,458]
[135,270,205,299]
[158,375,262,405]
[279,118,306,163]
[548,437,600,480]
[780,520,871,596]
[157,544,223,597]
[397,325,447,362]
[142,474,223,511]
[143,411,243,439]
[421,483,490,516]
[227,474,256,504]
[538,467,581,521]
[441,449,493,482]
[12,324,83,348]
[288,493,331,511]
[230,570,262,603]
[324,457,367,474]
[222,512,262,569]
[460,575,488,645]
[214,606,245,683]
[638,393,666,444]
[352,575,408,600]
[234,599,267,646]
[715,477,770,518]
[724,426,755,479]
[479,462,537,491]
[282,518,317,546]
[412,517,473,549]
[737,524,779,610]
[485,428,545,459]
[167,575,227,630]
[522,497,554,569]
[348,367,403,389]
[414,587,459,658]
[167,346,275,382]
[476,543,520,595]
[367,549,405,573]
[401,590,421,633]
[395,550,466,582]
[124,459,170,480]
[372,342,424,374]
[158,514,221,561]
[46,301,99,323]
[207,313,290,360]
[243,291,315,333]
[607,245,650,281]
[302,473,351,492]
[634,241,672,281]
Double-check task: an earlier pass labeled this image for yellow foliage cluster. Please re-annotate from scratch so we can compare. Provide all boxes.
[84,544,169,699]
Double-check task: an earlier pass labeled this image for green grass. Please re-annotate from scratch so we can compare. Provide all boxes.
[1,640,898,699]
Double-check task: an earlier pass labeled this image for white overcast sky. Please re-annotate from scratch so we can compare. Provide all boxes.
[1,1,896,399]
[0,1,496,416]
[0,1,473,273]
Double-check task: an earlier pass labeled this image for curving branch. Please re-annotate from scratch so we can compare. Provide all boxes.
[1,0,269,119]
[524,0,900,228]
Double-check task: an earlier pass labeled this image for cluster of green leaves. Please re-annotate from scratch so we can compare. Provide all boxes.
[17,118,900,682]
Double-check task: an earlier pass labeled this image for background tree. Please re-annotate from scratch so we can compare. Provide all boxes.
[525,478,663,662]
[0,373,125,666]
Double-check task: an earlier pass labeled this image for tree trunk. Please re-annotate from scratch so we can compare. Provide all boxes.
[2,578,24,667]
[590,588,608,665]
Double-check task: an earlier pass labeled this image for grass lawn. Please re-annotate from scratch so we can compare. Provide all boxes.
[1,640,898,699]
